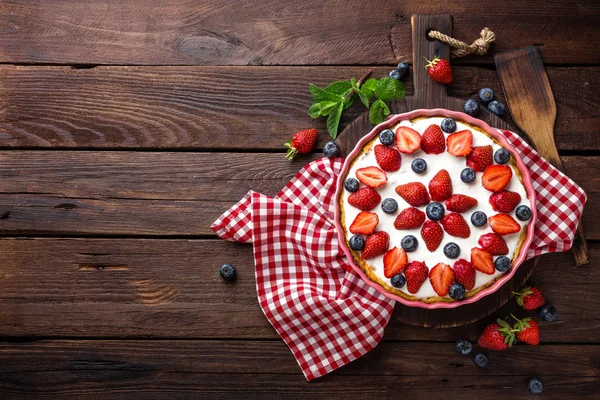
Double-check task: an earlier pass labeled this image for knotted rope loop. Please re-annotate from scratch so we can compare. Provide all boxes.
[427,28,496,58]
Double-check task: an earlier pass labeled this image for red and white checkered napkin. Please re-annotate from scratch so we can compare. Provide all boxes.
[211,130,586,381]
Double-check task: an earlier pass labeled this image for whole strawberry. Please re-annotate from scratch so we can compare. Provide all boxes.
[285,128,318,160]
[425,56,453,84]
[478,318,516,351]
[512,314,540,346]
[515,286,546,310]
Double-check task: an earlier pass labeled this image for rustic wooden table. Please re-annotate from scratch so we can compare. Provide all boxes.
[0,1,598,398]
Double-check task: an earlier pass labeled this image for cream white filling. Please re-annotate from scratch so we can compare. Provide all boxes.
[342,117,529,299]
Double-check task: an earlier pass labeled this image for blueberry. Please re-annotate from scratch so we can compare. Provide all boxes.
[449,283,466,300]
[411,158,427,174]
[349,235,365,251]
[478,88,494,104]
[401,235,418,252]
[538,304,558,322]
[494,256,511,272]
[473,352,489,368]
[396,62,410,80]
[464,99,480,117]
[390,273,406,288]
[494,148,510,164]
[516,205,532,221]
[344,178,359,192]
[323,141,340,157]
[488,100,506,117]
[444,242,460,259]
[388,69,401,80]
[460,167,476,183]
[440,118,457,133]
[528,377,544,395]
[426,202,445,221]
[219,264,236,281]
[455,340,473,355]
[471,211,487,227]
[381,198,398,214]
[379,129,395,146]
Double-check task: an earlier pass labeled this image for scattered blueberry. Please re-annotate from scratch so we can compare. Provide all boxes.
[389,69,401,80]
[426,202,445,221]
[379,129,395,146]
[471,211,487,227]
[494,256,511,272]
[344,178,359,192]
[390,273,406,288]
[396,62,410,80]
[219,264,236,281]
[441,118,457,133]
[488,100,506,117]
[444,242,460,259]
[516,205,532,221]
[455,339,473,355]
[381,198,398,214]
[478,88,494,104]
[460,167,476,183]
[528,377,544,395]
[411,158,427,174]
[449,283,466,300]
[538,304,558,322]
[464,99,480,117]
[401,235,418,252]
[349,235,365,251]
[494,148,510,165]
[323,141,340,157]
[473,352,489,368]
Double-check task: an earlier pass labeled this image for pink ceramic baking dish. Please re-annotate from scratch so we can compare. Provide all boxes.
[334,109,537,309]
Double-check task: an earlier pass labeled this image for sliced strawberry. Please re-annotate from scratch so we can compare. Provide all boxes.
[446,130,473,156]
[383,247,408,278]
[471,247,495,275]
[466,145,493,172]
[395,182,430,207]
[445,194,478,213]
[374,144,401,172]
[453,259,476,290]
[482,165,512,192]
[478,233,509,255]
[361,231,390,260]
[489,214,521,235]
[421,220,444,251]
[395,126,422,154]
[428,169,453,201]
[349,211,379,235]
[348,187,381,211]
[429,262,455,296]
[440,212,471,238]
[393,207,426,230]
[356,166,387,188]
[421,124,445,154]
[405,261,428,294]
[489,191,522,213]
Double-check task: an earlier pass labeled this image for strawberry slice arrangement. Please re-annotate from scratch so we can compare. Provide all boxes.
[343,117,532,300]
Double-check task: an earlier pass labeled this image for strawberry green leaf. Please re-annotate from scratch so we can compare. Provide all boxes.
[326,102,344,139]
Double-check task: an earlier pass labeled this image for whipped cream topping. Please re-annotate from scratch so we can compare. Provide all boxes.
[342,117,529,300]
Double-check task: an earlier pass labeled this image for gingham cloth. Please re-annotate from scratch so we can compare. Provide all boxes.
[211,130,586,381]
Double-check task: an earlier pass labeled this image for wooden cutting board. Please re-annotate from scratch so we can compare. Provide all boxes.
[337,15,537,327]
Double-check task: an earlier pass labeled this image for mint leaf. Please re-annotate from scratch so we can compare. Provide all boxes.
[356,88,370,108]
[369,99,390,125]
[342,92,356,110]
[325,80,353,96]
[326,102,344,139]
[309,84,343,103]
[374,77,402,102]
[308,101,338,118]
[361,78,377,92]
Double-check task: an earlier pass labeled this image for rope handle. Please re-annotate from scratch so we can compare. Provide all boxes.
[428,28,496,58]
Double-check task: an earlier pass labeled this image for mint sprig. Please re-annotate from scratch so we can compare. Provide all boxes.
[308,71,405,139]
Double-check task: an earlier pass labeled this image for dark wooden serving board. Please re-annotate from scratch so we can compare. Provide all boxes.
[338,14,537,327]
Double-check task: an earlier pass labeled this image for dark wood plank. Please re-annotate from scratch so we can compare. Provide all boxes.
[0,66,597,150]
[0,152,595,238]
[0,238,598,340]
[1,0,598,65]
[0,340,598,398]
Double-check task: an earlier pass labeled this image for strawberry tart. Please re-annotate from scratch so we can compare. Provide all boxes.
[337,111,536,305]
